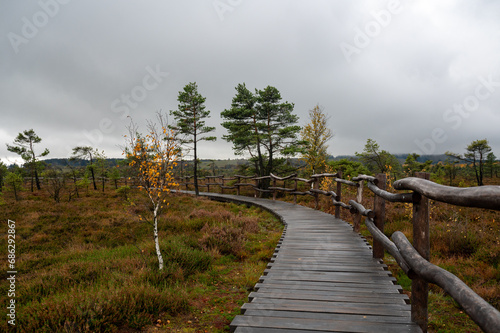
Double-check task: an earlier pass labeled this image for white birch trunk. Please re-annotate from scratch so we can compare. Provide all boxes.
[153,208,164,270]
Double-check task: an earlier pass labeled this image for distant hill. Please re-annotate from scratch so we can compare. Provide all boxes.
[330,154,450,164]
[39,154,450,169]
[42,158,124,167]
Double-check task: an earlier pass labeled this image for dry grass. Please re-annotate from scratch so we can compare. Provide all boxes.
[0,184,283,332]
[195,175,500,332]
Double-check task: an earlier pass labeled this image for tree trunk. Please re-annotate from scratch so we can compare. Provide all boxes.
[474,164,481,186]
[90,167,97,190]
[35,168,41,190]
[194,136,199,196]
[73,176,79,198]
[479,158,484,186]
[153,213,164,270]
[30,164,34,192]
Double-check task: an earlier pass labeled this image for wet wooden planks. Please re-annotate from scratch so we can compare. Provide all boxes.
[194,192,422,333]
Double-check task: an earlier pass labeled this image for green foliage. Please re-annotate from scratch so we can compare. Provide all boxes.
[95,150,109,192]
[17,284,189,332]
[6,128,49,191]
[485,152,497,178]
[108,166,121,189]
[76,173,92,193]
[221,83,303,186]
[328,159,370,179]
[116,185,131,200]
[170,82,216,142]
[446,139,492,186]
[403,153,432,176]
[355,139,402,175]
[5,171,24,200]
[170,82,215,195]
[72,146,98,190]
[300,104,333,174]
[0,161,7,191]
[162,239,212,277]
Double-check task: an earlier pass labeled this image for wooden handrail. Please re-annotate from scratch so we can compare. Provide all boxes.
[393,177,500,210]
[176,171,500,332]
[269,173,297,181]
[366,181,413,202]
[393,232,500,333]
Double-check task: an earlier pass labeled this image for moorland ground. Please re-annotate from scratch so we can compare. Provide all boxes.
[0,175,499,332]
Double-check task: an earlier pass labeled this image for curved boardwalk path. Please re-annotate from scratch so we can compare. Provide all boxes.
[193,191,422,333]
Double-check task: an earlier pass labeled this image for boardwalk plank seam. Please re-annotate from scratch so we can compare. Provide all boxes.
[183,191,422,333]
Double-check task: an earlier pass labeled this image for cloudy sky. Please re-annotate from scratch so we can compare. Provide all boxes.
[1,0,500,165]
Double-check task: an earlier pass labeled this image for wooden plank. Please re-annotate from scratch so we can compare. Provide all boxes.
[254,282,404,294]
[186,191,420,332]
[242,299,412,316]
[252,288,409,301]
[231,315,422,333]
[241,310,414,324]
[260,272,397,285]
[266,263,387,273]
[248,291,409,304]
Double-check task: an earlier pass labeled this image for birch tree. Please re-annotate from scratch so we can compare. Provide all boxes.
[124,113,179,270]
[300,104,333,174]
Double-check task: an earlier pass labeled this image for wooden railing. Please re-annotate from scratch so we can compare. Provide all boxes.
[177,172,500,333]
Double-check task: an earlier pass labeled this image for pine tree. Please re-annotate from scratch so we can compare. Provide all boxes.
[170,82,216,196]
[222,83,303,189]
[6,129,49,191]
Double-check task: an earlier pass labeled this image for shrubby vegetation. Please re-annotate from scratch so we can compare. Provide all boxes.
[0,186,282,332]
[2,96,498,332]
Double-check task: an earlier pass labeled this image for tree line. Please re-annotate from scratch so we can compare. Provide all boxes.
[2,82,499,203]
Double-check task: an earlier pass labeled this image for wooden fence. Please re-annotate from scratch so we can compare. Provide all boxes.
[178,172,500,333]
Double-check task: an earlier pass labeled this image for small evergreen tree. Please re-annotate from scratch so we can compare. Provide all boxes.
[446,139,492,186]
[6,129,49,191]
[72,146,98,190]
[355,139,401,175]
[170,82,215,196]
[5,172,23,201]
[222,83,303,190]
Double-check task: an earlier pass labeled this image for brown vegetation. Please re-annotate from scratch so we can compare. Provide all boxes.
[0,184,283,332]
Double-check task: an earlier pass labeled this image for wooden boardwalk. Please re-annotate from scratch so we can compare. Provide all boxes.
[196,191,422,333]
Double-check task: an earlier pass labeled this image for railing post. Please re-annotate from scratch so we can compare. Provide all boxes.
[373,173,386,259]
[272,177,277,201]
[220,176,224,194]
[353,180,363,232]
[335,170,342,219]
[294,178,298,204]
[254,177,258,198]
[412,172,430,332]
[314,177,319,209]
[236,176,241,196]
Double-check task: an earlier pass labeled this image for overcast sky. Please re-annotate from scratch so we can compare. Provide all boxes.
[1,0,500,165]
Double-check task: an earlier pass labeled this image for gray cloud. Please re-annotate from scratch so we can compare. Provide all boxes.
[1,0,499,165]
